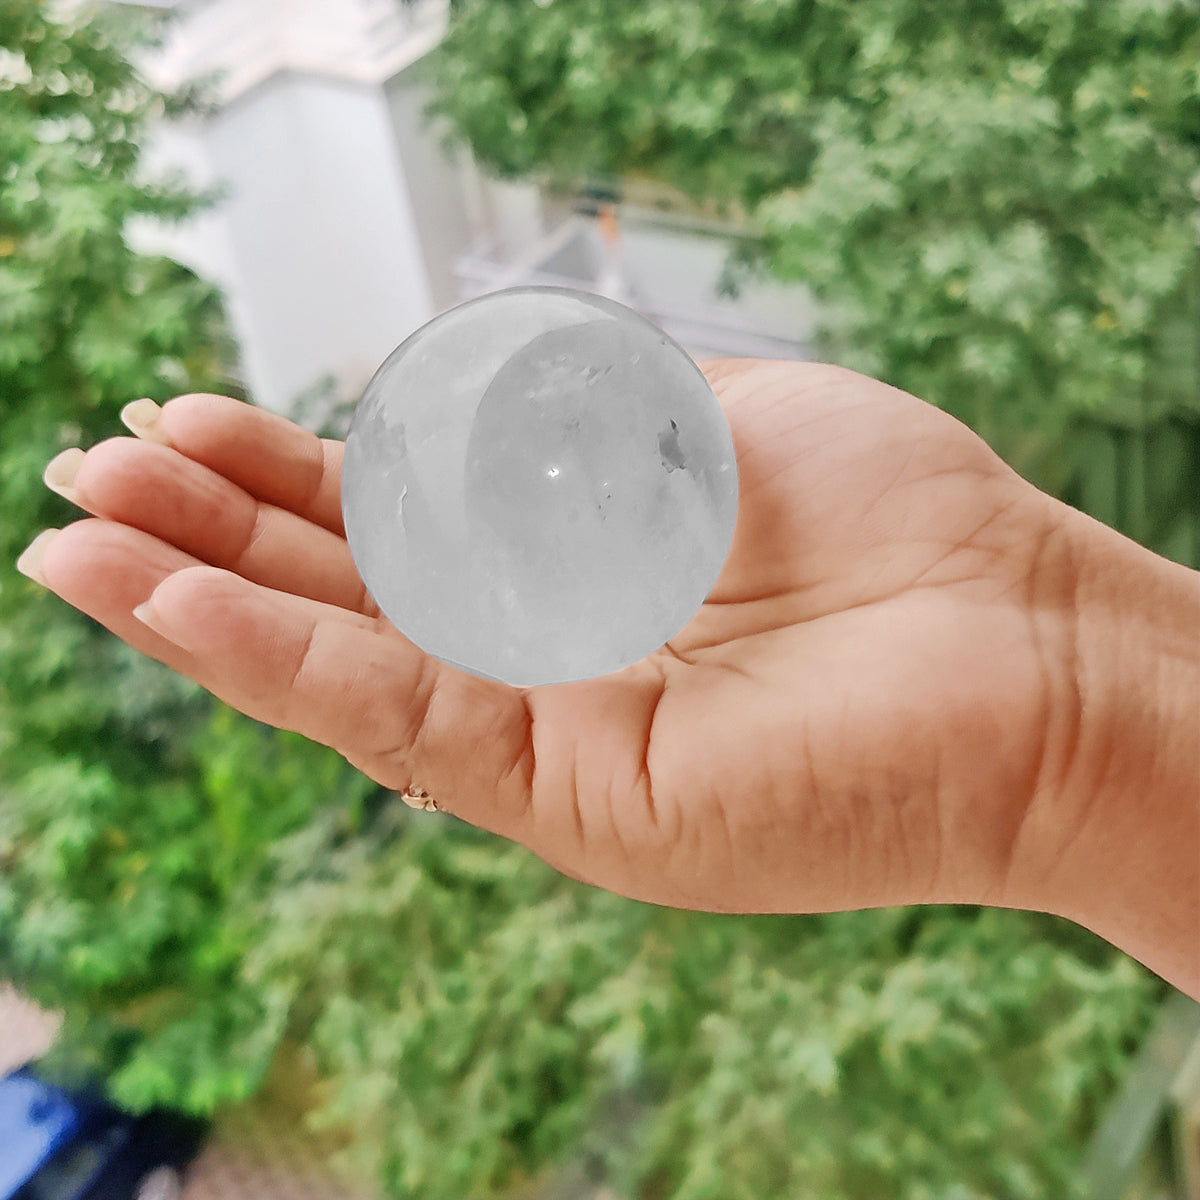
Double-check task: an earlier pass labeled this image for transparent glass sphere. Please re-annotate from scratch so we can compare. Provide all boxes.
[341,286,739,687]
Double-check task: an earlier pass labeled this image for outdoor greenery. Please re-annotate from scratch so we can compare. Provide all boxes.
[0,2,1191,1199]
[0,0,291,1107]
[431,0,1200,567]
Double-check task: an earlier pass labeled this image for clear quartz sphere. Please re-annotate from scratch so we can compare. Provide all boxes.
[341,286,739,687]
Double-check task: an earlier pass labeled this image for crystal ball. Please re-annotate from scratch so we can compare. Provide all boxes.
[341,286,739,687]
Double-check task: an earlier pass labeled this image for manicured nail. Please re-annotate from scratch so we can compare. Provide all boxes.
[132,597,164,631]
[43,448,85,505]
[16,529,61,586]
[120,398,170,445]
[132,593,185,647]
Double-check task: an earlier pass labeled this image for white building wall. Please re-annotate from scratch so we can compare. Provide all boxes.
[125,0,481,414]
[202,73,435,412]
[383,65,479,313]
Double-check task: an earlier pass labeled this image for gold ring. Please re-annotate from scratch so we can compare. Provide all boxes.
[400,786,438,813]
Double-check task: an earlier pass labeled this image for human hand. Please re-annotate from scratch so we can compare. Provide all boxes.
[20,359,1198,990]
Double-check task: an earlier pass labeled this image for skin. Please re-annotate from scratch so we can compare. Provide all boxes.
[22,359,1199,994]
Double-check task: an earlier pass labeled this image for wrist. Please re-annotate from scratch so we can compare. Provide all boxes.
[1006,500,1200,994]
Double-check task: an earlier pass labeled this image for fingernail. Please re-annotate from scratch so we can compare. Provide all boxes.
[16,529,61,586]
[132,596,172,640]
[132,590,191,649]
[120,398,170,445]
[43,448,86,505]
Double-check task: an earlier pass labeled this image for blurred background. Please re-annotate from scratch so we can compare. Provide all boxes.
[1,1,1197,1197]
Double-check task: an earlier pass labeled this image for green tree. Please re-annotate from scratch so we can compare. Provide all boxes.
[246,832,1158,1199]
[429,0,1200,564]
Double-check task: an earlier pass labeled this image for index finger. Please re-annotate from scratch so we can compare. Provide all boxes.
[128,394,348,537]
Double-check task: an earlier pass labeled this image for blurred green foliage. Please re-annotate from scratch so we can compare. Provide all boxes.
[0,2,1186,1198]
[249,829,1157,1199]
[0,0,318,1112]
[431,0,1200,566]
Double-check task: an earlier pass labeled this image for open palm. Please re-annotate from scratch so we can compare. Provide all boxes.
[33,359,1069,917]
